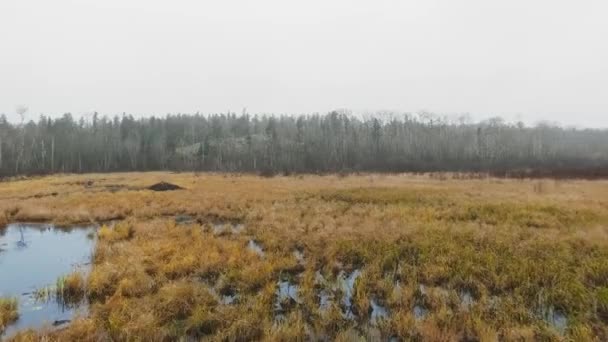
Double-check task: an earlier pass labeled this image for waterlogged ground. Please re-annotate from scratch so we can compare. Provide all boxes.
[0,172,608,341]
[0,223,95,337]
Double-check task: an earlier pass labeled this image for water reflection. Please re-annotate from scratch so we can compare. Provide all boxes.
[0,223,96,338]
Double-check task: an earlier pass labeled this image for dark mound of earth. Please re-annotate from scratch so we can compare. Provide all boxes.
[148,182,184,191]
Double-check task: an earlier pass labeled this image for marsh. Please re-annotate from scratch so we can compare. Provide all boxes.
[0,172,607,341]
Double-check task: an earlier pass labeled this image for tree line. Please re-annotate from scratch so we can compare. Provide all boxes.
[0,109,607,178]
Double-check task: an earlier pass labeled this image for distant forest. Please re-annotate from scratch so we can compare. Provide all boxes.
[1,110,607,178]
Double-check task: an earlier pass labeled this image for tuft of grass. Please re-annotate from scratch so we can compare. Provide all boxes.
[87,262,122,300]
[154,282,217,325]
[0,297,19,334]
[596,287,608,322]
[56,271,86,305]
[98,221,134,242]
[116,268,156,298]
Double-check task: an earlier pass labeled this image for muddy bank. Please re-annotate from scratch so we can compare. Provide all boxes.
[147,182,184,191]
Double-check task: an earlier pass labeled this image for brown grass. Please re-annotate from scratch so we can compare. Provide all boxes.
[56,271,86,305]
[1,172,608,340]
[0,297,19,335]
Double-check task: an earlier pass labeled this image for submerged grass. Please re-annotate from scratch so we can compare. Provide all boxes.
[1,172,608,340]
[56,271,86,305]
[0,297,19,334]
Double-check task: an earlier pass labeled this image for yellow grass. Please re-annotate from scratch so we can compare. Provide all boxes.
[1,172,608,340]
[0,297,19,335]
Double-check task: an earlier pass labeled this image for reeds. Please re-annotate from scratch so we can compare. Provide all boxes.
[0,297,19,334]
[56,272,86,305]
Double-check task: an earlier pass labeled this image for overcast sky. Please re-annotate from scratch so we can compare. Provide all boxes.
[1,0,607,127]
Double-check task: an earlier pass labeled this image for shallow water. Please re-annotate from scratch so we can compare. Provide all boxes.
[221,294,238,305]
[0,223,96,337]
[314,271,326,285]
[293,249,305,264]
[277,280,299,302]
[274,280,299,322]
[247,240,264,257]
[212,222,245,235]
[413,305,428,320]
[174,214,196,225]
[370,298,388,324]
[459,290,474,310]
[207,287,238,305]
[318,289,333,311]
[339,269,361,319]
[541,306,568,334]
[417,284,427,296]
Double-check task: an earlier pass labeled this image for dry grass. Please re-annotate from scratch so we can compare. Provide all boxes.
[56,271,86,305]
[0,297,19,334]
[1,172,608,340]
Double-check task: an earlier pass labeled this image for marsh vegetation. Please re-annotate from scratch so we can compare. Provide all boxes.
[1,172,608,340]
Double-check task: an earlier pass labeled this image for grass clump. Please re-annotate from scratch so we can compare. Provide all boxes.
[0,297,19,334]
[98,221,134,242]
[596,287,608,322]
[56,271,86,305]
[154,282,217,324]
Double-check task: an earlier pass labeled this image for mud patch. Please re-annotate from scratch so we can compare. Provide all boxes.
[175,214,196,225]
[147,182,184,191]
[32,192,59,199]
[99,184,144,193]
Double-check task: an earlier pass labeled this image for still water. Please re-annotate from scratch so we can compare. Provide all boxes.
[0,223,96,337]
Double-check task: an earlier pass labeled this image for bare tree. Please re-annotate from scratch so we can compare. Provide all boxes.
[16,105,28,124]
[125,131,141,170]
[14,105,28,173]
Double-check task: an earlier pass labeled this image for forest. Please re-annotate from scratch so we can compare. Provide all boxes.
[1,109,607,177]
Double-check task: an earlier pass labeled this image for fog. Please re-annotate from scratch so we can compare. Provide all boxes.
[1,0,607,127]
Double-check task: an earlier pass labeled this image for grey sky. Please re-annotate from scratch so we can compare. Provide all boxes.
[1,0,607,127]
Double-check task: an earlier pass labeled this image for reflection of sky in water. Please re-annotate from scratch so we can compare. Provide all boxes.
[277,280,298,302]
[293,250,305,264]
[541,307,568,335]
[247,240,264,257]
[460,290,474,310]
[370,298,388,324]
[413,305,428,320]
[212,222,244,235]
[318,290,332,311]
[0,223,95,338]
[339,269,360,319]
[273,279,299,323]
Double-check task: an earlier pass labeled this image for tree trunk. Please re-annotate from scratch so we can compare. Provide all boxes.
[51,137,55,172]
